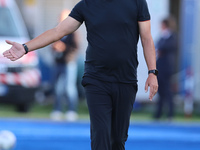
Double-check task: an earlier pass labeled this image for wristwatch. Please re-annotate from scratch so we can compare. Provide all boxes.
[148,69,158,76]
[22,44,29,54]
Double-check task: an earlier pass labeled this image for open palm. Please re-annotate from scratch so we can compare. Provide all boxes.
[3,40,26,61]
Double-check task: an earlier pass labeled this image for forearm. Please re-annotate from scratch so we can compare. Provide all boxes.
[142,36,158,101]
[138,21,158,100]
[25,16,81,52]
[25,28,61,52]
[142,37,157,70]
[3,16,81,62]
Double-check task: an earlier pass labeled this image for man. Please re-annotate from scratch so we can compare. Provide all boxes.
[50,9,79,121]
[3,0,158,150]
[154,17,177,120]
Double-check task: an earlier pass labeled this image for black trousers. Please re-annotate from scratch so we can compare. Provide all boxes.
[82,77,137,150]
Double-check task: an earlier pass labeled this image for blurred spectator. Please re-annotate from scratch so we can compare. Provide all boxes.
[154,16,178,120]
[183,67,194,117]
[50,10,80,121]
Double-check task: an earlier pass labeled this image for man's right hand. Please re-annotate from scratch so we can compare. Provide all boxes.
[3,40,26,61]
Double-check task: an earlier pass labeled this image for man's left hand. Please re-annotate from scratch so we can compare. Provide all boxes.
[145,74,158,101]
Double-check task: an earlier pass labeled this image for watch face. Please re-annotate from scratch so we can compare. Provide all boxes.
[154,69,158,75]
[148,69,158,76]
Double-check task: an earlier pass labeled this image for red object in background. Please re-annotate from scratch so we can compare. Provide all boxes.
[0,0,6,7]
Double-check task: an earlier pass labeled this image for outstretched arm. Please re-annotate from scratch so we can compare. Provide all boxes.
[3,16,81,61]
[138,20,158,101]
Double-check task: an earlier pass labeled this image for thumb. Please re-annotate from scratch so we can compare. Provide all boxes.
[145,81,148,93]
[6,40,14,45]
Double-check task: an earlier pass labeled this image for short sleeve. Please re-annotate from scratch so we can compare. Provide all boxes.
[137,0,151,21]
[69,1,84,23]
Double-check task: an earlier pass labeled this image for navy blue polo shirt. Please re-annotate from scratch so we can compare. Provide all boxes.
[69,0,150,83]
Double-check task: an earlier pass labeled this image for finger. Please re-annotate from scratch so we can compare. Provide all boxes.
[10,57,17,61]
[150,86,158,101]
[149,93,153,101]
[3,50,10,56]
[5,40,14,45]
[3,53,13,58]
[145,81,148,93]
[3,52,11,57]
[153,84,158,94]
[3,50,14,57]
[149,86,154,101]
[6,55,15,59]
[154,86,158,94]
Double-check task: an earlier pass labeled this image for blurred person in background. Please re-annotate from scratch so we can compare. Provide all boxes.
[154,16,178,120]
[183,67,194,117]
[50,9,80,121]
[2,0,158,149]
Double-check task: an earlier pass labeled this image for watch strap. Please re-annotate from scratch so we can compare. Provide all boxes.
[22,44,29,54]
[148,69,158,76]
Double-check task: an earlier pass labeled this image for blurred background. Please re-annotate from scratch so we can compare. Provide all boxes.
[0,0,200,150]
